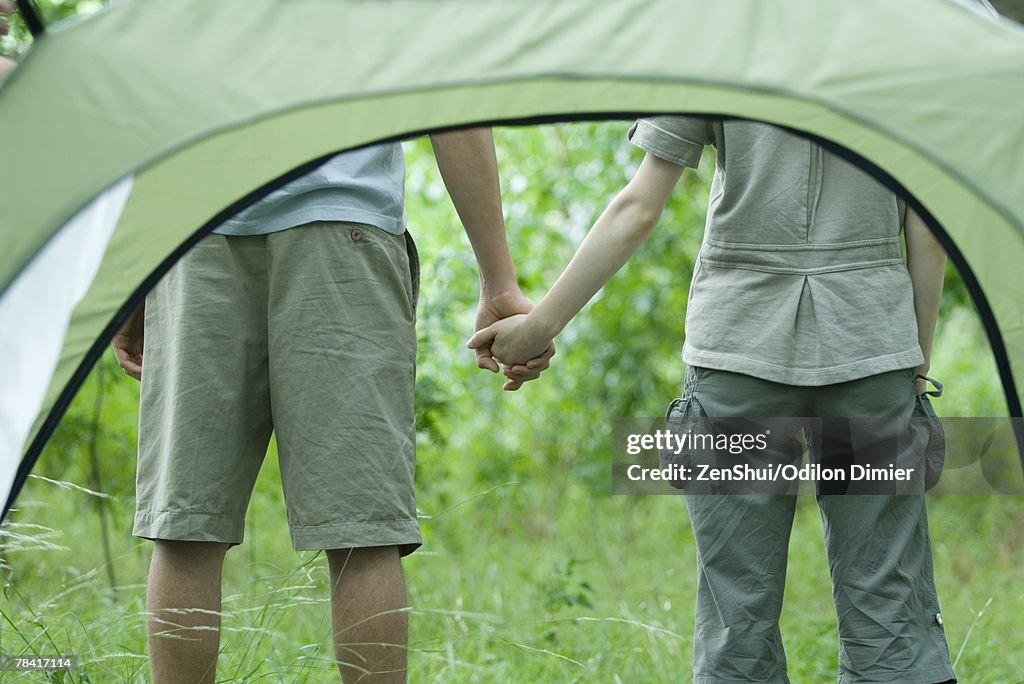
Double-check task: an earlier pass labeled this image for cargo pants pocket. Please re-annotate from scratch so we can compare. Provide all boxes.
[661,369,713,491]
[913,374,946,491]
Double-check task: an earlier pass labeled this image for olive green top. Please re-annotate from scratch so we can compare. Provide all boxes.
[629,116,923,385]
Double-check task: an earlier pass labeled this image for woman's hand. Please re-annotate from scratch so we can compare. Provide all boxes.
[467,313,554,370]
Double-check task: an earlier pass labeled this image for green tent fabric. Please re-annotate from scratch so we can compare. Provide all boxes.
[1,0,1023,513]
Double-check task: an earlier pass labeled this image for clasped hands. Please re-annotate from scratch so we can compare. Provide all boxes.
[470,289,555,391]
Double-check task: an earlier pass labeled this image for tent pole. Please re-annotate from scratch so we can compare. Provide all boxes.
[15,0,44,38]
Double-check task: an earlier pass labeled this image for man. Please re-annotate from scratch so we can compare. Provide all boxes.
[111,130,552,684]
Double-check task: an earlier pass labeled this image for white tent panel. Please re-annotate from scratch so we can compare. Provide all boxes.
[0,177,132,496]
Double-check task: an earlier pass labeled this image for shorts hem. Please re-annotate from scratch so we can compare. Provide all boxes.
[133,510,245,545]
[290,519,422,556]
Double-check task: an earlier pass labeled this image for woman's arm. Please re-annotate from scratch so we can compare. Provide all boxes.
[904,207,947,393]
[467,152,685,365]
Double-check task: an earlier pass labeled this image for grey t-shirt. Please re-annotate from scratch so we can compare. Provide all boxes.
[214,143,406,236]
[629,116,923,386]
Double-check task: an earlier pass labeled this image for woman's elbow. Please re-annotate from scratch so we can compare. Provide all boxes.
[612,191,662,238]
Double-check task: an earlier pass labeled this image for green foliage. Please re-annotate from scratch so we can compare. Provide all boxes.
[537,557,595,614]
[0,0,105,58]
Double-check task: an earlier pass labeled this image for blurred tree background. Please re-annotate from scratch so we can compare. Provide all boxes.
[1,2,1022,682]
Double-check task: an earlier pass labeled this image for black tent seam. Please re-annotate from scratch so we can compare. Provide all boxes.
[3,112,1022,518]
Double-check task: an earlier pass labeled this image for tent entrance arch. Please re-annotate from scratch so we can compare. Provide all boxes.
[2,0,1023,512]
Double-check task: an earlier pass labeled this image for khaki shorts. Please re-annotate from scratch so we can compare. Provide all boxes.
[133,222,421,555]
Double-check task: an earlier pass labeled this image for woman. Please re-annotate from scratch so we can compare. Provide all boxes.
[469,116,956,683]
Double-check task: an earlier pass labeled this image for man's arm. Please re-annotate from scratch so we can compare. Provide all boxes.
[429,128,554,390]
[430,128,516,298]
[468,152,684,366]
[904,207,946,393]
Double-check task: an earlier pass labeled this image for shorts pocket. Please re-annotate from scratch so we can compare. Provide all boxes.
[913,375,946,491]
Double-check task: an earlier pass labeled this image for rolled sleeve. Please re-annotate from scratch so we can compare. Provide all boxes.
[627,116,714,168]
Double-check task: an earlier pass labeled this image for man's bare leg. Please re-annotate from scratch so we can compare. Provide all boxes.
[146,540,230,684]
[327,546,408,683]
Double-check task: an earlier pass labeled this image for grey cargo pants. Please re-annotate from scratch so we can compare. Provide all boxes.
[675,366,956,684]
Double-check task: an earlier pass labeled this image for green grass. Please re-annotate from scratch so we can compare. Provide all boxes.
[2,461,1023,681]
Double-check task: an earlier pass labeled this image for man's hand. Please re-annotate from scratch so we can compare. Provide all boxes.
[474,288,554,391]
[111,303,145,381]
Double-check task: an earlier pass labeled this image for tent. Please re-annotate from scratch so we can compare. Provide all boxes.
[1,0,1023,514]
